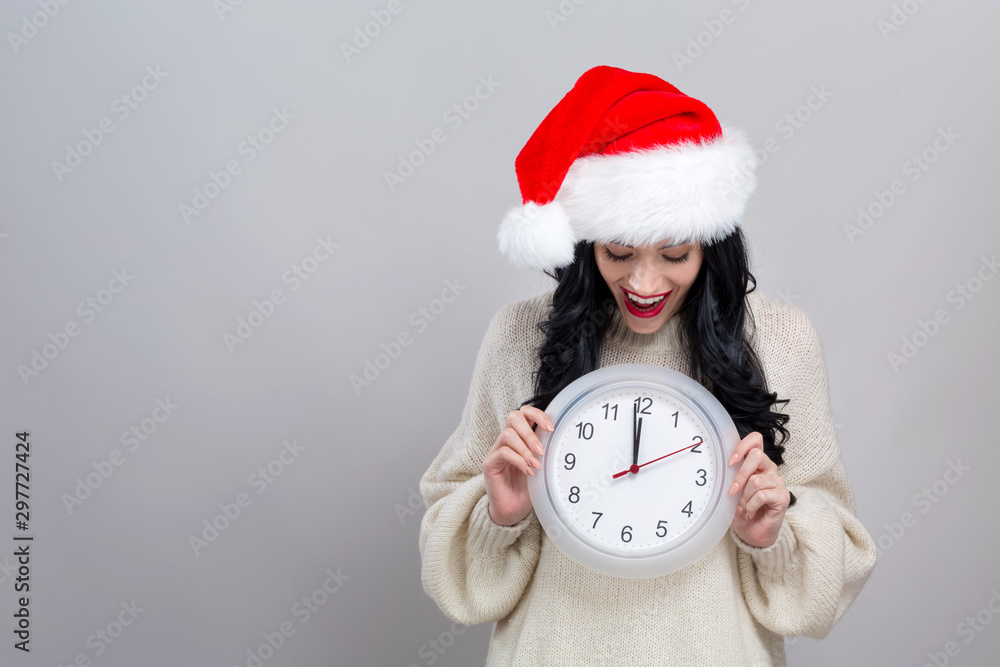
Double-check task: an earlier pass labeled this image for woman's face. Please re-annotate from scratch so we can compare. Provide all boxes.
[594,239,704,335]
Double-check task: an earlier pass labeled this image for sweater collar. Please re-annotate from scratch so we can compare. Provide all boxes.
[604,303,685,351]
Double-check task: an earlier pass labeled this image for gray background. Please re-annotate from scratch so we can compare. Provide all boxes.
[1,0,998,665]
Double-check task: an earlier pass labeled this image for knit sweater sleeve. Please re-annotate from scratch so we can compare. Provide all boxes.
[727,305,877,638]
[418,303,543,625]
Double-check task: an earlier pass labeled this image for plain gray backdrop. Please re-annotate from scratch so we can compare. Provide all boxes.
[1,1,998,665]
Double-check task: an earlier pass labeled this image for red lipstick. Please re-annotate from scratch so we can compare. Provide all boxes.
[620,286,671,319]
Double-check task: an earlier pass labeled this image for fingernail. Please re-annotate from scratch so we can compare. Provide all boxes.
[534,443,544,455]
[531,457,540,468]
[527,467,534,476]
[728,453,736,466]
[729,481,739,495]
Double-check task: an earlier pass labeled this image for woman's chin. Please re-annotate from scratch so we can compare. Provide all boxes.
[619,303,673,334]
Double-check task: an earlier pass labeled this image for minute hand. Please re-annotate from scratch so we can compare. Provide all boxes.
[613,440,701,479]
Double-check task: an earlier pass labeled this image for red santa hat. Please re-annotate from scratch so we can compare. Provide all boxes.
[498,65,757,271]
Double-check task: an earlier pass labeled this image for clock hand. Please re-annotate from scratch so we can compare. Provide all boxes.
[635,416,643,466]
[612,440,702,479]
[632,401,639,468]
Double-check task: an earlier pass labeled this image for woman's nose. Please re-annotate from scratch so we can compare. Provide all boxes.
[626,261,664,294]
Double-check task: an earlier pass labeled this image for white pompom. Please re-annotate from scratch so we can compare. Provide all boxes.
[497,201,577,271]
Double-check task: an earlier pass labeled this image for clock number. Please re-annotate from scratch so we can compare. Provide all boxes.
[671,410,679,427]
[690,436,703,453]
[621,525,632,543]
[591,512,603,528]
[656,520,668,537]
[602,403,618,420]
[695,469,707,486]
[575,422,594,440]
[564,453,576,470]
[681,501,693,517]
[633,397,652,415]
[568,486,580,504]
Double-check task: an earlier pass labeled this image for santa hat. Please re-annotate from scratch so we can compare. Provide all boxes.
[498,65,757,271]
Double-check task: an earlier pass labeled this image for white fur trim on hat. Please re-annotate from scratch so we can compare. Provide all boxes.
[498,200,577,271]
[559,126,757,248]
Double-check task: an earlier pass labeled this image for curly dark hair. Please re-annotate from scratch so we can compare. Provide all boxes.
[520,229,796,506]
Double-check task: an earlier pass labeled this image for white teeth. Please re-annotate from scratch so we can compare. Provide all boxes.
[626,292,664,306]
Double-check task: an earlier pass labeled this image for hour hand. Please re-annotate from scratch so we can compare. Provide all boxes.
[632,402,639,466]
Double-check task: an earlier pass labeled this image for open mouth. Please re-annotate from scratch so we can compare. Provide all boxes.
[620,287,671,318]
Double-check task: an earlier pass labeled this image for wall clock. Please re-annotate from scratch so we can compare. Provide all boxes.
[526,363,741,578]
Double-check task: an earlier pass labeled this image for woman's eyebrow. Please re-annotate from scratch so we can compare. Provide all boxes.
[610,240,685,249]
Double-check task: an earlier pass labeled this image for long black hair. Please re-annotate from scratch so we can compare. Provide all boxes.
[521,228,795,505]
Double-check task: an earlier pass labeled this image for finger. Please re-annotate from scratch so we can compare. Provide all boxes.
[486,446,535,478]
[487,423,530,459]
[501,426,542,470]
[739,471,781,501]
[744,486,789,520]
[519,405,554,432]
[738,473,780,514]
[728,447,769,496]
[508,410,548,456]
[727,431,764,467]
[488,410,536,455]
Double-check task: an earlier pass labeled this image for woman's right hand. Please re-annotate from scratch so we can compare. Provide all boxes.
[482,406,553,526]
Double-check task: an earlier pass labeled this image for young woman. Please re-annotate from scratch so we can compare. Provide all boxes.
[418,65,876,666]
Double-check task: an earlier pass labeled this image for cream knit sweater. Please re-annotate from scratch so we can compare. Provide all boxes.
[418,288,877,666]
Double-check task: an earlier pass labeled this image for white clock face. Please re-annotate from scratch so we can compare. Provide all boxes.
[550,387,720,554]
[528,364,740,578]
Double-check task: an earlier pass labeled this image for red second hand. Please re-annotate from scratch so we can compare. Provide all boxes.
[612,441,703,479]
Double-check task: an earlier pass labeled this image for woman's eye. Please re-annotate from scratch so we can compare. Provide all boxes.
[604,248,690,263]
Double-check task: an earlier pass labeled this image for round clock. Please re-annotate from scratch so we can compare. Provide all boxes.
[526,363,741,579]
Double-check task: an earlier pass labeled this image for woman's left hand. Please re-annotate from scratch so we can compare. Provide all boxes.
[727,431,790,548]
